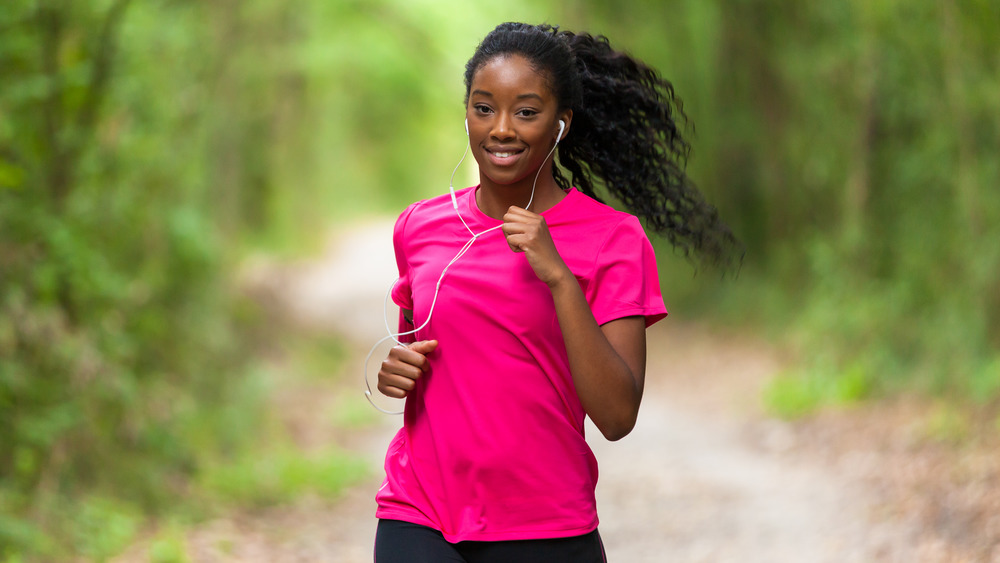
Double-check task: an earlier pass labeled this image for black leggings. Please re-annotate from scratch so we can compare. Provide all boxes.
[374,519,607,563]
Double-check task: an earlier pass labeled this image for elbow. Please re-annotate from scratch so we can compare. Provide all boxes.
[590,385,643,441]
[595,410,638,442]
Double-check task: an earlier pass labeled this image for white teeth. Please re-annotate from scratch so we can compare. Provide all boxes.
[493,152,514,158]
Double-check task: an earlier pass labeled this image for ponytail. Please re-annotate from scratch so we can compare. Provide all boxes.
[465,23,742,270]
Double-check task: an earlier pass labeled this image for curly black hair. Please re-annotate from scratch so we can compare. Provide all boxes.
[465,22,742,270]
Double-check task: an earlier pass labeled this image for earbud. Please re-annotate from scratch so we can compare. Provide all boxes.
[465,118,469,136]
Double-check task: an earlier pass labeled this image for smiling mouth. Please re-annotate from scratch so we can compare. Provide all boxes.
[485,148,525,167]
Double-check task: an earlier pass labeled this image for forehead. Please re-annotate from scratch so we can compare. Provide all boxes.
[470,54,554,99]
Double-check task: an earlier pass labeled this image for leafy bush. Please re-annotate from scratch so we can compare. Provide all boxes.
[0,0,308,557]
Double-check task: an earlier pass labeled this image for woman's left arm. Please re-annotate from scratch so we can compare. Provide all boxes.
[503,207,647,441]
[551,285,647,441]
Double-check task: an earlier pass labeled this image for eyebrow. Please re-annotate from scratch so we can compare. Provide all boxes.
[471,89,544,102]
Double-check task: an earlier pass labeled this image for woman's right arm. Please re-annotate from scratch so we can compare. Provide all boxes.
[377,308,438,399]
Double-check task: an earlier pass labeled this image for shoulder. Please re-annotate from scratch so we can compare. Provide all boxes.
[556,189,650,246]
[393,190,465,239]
[561,189,633,222]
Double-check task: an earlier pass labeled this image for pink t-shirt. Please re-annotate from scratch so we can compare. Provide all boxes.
[375,186,667,543]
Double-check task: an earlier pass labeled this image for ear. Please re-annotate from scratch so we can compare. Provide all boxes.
[556,110,573,141]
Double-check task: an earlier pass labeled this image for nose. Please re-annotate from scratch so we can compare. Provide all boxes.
[490,112,515,141]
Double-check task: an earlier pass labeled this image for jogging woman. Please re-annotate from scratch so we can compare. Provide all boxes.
[373,22,739,562]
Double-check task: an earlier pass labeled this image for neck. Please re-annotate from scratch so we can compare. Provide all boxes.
[477,165,564,219]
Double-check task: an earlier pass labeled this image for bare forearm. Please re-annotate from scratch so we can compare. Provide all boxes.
[500,206,646,439]
[548,274,644,441]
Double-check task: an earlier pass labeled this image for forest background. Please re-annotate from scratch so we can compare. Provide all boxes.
[1,0,998,559]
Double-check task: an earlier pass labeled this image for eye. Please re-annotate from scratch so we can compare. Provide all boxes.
[517,109,538,118]
[474,104,493,115]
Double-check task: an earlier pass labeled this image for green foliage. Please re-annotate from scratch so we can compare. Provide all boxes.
[970,358,1000,403]
[629,1,999,412]
[148,542,189,563]
[147,529,190,563]
[0,0,314,558]
[0,512,47,560]
[70,497,142,561]
[281,330,350,381]
[330,395,381,429]
[201,447,368,508]
[764,363,872,420]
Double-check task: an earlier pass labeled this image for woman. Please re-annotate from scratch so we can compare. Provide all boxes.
[373,22,739,562]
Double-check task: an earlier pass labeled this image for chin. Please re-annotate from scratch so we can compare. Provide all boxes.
[483,173,530,187]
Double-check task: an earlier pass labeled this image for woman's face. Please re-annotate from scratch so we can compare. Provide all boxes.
[466,55,571,189]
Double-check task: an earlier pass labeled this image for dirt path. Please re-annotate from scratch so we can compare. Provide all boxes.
[121,219,991,561]
[590,326,922,562]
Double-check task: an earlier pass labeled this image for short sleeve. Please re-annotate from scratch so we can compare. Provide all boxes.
[389,203,418,311]
[587,216,668,327]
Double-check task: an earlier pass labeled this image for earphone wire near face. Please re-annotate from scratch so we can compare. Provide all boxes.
[363,119,565,415]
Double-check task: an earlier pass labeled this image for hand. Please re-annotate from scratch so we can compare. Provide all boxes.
[377,340,438,399]
[502,206,572,287]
